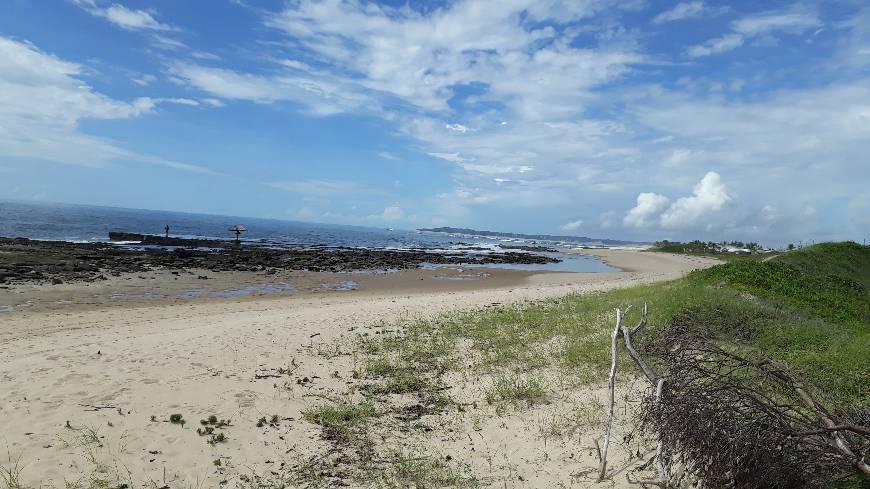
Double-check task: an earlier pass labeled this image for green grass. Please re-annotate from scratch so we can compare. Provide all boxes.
[302,401,377,442]
[484,375,548,412]
[363,241,869,408]
[684,242,870,404]
[776,241,870,289]
[374,451,478,488]
[301,241,867,487]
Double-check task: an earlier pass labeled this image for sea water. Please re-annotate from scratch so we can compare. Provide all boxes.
[0,200,617,272]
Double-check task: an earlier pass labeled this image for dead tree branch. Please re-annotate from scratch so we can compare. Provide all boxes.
[599,303,869,488]
[597,307,623,482]
[639,321,870,488]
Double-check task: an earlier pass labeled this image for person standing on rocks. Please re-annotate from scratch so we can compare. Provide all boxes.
[164,225,170,238]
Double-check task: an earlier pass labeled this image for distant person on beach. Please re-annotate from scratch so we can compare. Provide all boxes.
[164,225,170,237]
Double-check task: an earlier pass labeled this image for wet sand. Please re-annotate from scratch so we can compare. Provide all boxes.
[0,250,721,487]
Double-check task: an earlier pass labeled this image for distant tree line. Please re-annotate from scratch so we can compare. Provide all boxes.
[654,240,767,254]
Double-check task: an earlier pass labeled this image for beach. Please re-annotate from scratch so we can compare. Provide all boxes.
[0,249,720,487]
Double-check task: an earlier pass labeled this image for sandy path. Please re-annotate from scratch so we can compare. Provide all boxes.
[0,251,719,487]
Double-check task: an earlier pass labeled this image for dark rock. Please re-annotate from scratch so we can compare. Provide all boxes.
[0,235,561,286]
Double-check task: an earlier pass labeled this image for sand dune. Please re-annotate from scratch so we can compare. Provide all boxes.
[0,250,720,487]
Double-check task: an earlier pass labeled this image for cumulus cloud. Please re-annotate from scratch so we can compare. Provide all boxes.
[624,192,670,228]
[622,172,733,232]
[659,171,732,228]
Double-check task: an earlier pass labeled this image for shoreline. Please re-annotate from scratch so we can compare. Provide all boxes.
[0,247,719,317]
[0,250,721,487]
[567,246,720,273]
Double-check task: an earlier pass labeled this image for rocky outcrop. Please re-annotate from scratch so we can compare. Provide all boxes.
[0,237,561,285]
[108,232,229,248]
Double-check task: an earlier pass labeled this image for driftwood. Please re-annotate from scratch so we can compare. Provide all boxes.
[598,305,869,488]
[597,307,624,481]
[597,304,671,486]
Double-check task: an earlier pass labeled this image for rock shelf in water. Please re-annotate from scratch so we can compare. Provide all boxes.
[0,235,560,285]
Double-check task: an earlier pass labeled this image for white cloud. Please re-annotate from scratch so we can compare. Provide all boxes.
[624,192,670,228]
[377,151,400,161]
[659,171,732,228]
[267,179,379,196]
[380,206,404,221]
[0,36,213,174]
[688,8,820,58]
[169,63,377,116]
[51,0,860,244]
[653,2,705,24]
[366,206,411,223]
[164,1,649,231]
[461,163,534,175]
[428,152,470,163]
[687,34,744,57]
[560,219,584,231]
[732,11,820,37]
[151,35,186,49]
[74,1,176,31]
[831,6,870,72]
[132,74,156,86]
[175,0,643,122]
[201,98,225,108]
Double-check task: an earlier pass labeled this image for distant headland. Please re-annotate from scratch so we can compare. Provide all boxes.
[417,226,645,246]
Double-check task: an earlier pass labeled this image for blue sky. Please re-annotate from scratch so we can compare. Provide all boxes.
[1,0,869,245]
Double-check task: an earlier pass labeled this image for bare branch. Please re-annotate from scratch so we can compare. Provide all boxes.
[638,321,870,486]
[630,302,648,336]
[598,307,623,482]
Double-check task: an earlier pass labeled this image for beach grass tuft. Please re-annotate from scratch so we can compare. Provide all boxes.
[302,401,377,443]
[374,450,478,488]
[0,451,24,489]
[484,374,548,413]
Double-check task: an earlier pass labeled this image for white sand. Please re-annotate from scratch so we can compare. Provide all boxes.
[0,250,720,487]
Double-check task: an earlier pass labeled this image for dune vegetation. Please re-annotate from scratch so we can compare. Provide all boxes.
[299,242,869,487]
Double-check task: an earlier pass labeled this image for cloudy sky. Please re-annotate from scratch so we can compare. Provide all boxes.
[1,0,869,245]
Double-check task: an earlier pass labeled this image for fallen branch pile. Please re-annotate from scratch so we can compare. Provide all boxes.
[597,305,870,488]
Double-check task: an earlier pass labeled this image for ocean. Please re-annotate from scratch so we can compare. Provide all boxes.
[0,200,616,272]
